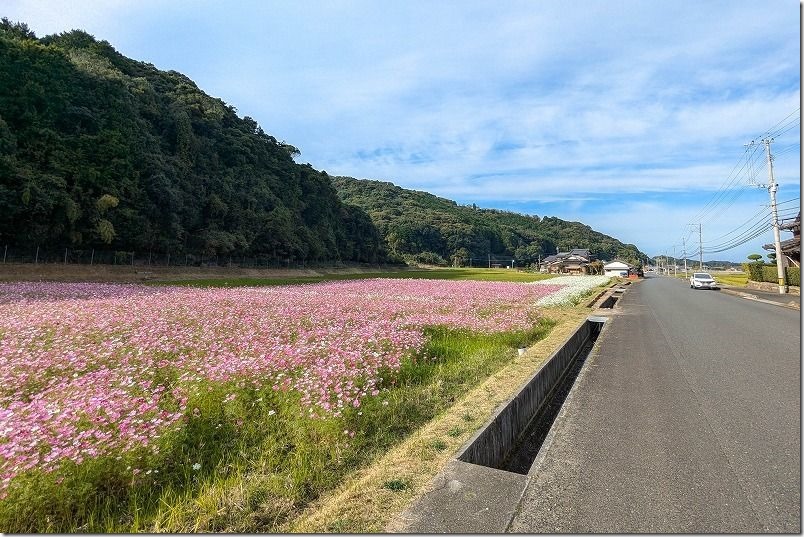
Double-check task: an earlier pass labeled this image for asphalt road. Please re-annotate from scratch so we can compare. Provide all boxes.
[508,276,801,533]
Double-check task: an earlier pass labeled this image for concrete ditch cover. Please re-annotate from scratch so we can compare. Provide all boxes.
[393,459,528,533]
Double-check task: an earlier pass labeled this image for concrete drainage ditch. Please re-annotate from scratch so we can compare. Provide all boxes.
[395,312,612,533]
[456,317,606,473]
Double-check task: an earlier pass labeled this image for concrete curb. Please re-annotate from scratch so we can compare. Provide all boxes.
[720,287,800,311]
[745,280,801,296]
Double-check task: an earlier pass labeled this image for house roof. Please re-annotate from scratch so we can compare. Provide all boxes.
[568,248,592,259]
[763,237,801,254]
[542,249,594,264]
[603,260,631,269]
[780,212,801,233]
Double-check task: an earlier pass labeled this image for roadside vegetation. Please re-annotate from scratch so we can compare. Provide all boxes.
[711,271,749,287]
[671,270,749,287]
[154,267,558,287]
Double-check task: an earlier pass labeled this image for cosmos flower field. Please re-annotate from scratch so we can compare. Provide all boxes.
[0,276,605,531]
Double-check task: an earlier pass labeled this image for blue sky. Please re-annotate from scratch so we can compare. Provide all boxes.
[5,0,800,262]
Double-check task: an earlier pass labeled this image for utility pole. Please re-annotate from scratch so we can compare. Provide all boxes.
[673,246,677,277]
[682,236,687,275]
[698,223,703,269]
[763,138,788,294]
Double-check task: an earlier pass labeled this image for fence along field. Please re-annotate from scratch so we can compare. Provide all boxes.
[0,275,605,532]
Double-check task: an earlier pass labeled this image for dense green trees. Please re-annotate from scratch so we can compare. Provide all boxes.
[0,20,384,263]
[332,176,646,265]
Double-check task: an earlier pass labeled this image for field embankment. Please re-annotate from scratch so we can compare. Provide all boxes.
[0,263,556,285]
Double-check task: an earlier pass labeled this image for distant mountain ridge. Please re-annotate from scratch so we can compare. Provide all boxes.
[332,176,647,266]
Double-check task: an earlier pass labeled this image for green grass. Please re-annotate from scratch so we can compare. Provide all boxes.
[0,319,555,533]
[382,479,409,492]
[711,271,749,287]
[151,268,556,288]
[675,271,750,287]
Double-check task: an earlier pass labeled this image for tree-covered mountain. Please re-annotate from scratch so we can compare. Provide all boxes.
[332,176,647,266]
[0,20,384,263]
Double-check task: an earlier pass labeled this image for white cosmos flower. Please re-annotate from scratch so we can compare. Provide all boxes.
[531,276,612,306]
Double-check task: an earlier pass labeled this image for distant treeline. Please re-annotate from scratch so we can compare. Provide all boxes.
[332,177,647,266]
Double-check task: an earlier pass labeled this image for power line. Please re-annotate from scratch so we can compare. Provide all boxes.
[681,108,801,262]
[688,108,799,227]
[703,223,771,254]
[701,205,768,243]
[762,107,800,138]
[689,143,760,223]
[768,117,800,139]
[701,206,799,254]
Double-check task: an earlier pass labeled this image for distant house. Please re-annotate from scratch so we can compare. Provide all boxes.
[763,212,800,267]
[603,260,631,277]
[541,248,595,274]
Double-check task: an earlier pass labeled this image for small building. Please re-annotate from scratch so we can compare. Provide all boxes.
[603,260,631,277]
[541,248,595,274]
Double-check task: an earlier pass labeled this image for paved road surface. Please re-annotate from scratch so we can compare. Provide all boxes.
[509,276,800,533]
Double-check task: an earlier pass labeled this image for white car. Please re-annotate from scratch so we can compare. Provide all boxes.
[689,272,719,290]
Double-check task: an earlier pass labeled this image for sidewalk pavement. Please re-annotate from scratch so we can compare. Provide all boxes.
[720,285,800,310]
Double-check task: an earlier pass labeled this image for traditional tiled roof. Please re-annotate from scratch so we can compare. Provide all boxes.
[763,237,801,254]
[780,212,800,233]
[568,248,592,259]
[542,249,594,264]
[764,212,801,254]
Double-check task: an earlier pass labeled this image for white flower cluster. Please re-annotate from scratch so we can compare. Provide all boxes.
[531,275,612,306]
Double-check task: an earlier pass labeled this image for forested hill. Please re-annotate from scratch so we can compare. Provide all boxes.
[332,176,646,266]
[0,20,385,263]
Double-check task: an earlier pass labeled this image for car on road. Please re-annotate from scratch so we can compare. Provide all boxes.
[689,272,719,290]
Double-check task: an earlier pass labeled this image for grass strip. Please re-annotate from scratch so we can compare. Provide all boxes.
[286,307,590,533]
[151,268,557,287]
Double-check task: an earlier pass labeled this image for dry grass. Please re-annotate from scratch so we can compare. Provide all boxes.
[284,307,590,533]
